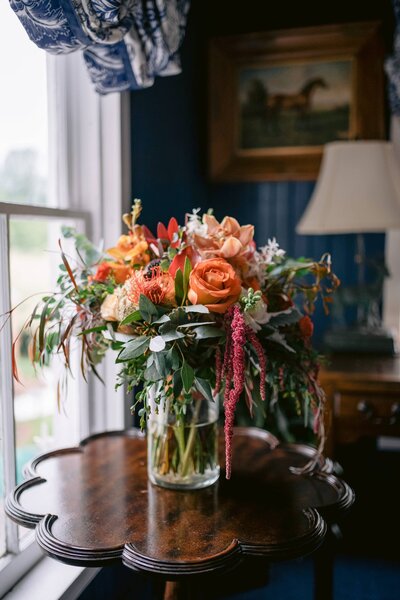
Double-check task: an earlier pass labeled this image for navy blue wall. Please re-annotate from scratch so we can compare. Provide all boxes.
[130,0,391,345]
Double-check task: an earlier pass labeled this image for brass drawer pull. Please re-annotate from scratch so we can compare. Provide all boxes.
[357,400,374,419]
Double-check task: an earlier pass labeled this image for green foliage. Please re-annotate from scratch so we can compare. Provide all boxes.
[174,269,184,306]
[139,294,158,323]
[61,226,103,266]
[117,336,150,361]
[120,310,142,326]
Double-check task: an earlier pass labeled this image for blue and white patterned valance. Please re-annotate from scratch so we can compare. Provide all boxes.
[386,0,400,115]
[9,0,190,94]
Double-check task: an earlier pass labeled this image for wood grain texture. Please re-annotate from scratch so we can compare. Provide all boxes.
[320,355,400,456]
[6,427,353,577]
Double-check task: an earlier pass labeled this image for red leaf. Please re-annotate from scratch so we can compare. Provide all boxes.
[168,252,187,277]
[12,340,21,384]
[167,217,179,247]
[157,222,169,240]
[59,240,78,292]
[142,225,157,244]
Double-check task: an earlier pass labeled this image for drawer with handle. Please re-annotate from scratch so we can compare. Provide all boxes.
[335,393,400,426]
[333,392,400,445]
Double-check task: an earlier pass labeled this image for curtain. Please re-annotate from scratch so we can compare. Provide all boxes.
[9,0,190,94]
[386,0,400,115]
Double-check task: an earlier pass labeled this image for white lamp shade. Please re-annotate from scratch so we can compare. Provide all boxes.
[297,141,400,235]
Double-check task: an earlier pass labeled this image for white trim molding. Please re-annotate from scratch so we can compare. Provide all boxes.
[3,556,99,600]
[49,52,132,433]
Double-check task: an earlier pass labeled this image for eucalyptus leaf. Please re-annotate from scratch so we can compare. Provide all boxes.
[154,352,168,378]
[177,321,216,329]
[153,314,170,325]
[194,325,224,339]
[144,362,163,382]
[149,336,166,352]
[139,294,158,323]
[79,325,107,335]
[184,305,209,313]
[169,307,188,325]
[120,310,142,326]
[194,377,214,404]
[181,361,194,392]
[106,322,116,341]
[268,331,295,353]
[117,336,150,361]
[166,347,180,370]
[268,309,302,327]
[159,321,185,342]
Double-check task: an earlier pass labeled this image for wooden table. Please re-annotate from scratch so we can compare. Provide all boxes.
[320,355,400,457]
[5,427,353,599]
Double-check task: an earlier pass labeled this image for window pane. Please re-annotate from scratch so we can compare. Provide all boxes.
[0,5,50,207]
[9,219,82,500]
[0,408,6,558]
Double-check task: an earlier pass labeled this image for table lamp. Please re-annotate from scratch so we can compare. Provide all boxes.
[296,141,400,354]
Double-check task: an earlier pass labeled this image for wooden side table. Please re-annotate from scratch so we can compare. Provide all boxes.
[6,427,353,599]
[320,355,400,457]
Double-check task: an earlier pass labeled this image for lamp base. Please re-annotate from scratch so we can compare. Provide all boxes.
[324,327,397,355]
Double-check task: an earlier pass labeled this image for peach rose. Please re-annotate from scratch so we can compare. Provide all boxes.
[188,258,242,313]
[100,293,119,322]
[193,215,254,264]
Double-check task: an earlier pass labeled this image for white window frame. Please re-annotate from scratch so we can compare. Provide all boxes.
[0,50,131,596]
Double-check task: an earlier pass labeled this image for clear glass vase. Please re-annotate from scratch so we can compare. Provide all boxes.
[147,390,220,490]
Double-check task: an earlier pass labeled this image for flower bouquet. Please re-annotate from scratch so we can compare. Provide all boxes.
[13,200,338,489]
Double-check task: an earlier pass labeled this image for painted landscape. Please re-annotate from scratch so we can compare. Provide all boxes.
[238,60,352,149]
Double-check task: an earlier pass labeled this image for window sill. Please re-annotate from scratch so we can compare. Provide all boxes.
[3,556,100,600]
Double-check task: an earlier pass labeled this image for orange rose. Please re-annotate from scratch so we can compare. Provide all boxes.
[188,258,242,313]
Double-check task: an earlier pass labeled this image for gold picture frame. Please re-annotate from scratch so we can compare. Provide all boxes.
[209,22,385,181]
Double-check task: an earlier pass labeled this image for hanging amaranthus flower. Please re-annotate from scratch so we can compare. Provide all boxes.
[223,304,246,479]
[222,305,268,478]
[245,325,267,402]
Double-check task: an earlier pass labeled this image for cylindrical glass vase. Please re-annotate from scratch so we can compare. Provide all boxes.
[147,390,219,490]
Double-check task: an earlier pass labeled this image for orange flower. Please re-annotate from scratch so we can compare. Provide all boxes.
[188,258,242,314]
[126,267,175,306]
[93,261,132,284]
[193,215,254,266]
[299,315,314,338]
[107,225,150,266]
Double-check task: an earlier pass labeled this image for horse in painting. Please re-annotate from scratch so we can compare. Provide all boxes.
[266,77,328,116]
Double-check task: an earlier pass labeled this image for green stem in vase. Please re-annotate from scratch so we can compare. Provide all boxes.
[173,419,186,471]
[180,399,202,477]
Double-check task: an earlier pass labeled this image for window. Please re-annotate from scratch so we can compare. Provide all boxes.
[0,2,90,583]
[0,3,129,594]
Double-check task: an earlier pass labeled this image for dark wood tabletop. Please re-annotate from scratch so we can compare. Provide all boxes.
[5,427,354,598]
[321,354,400,383]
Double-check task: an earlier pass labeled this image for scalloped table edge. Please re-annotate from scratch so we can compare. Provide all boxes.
[5,427,355,577]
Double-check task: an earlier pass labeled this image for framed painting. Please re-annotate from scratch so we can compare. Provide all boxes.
[209,22,385,181]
